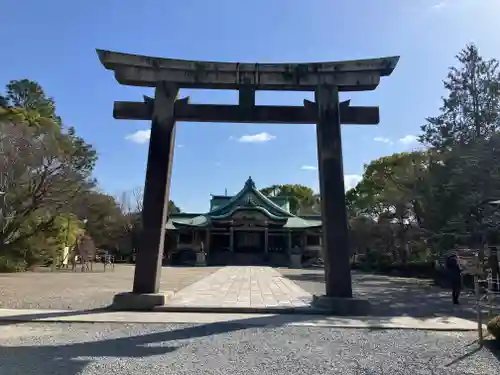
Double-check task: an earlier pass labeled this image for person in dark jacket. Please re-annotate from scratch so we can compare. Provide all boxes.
[446,253,462,305]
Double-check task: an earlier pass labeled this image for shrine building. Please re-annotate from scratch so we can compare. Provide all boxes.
[166,177,322,266]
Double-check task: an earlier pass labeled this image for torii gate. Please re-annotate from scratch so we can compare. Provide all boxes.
[97,49,399,313]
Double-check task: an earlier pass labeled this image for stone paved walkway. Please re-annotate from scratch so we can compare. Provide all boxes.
[162,266,313,310]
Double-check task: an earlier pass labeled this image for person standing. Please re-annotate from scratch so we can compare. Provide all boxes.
[446,253,462,305]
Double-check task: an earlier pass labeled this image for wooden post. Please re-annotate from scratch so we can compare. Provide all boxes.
[315,85,353,298]
[132,82,179,294]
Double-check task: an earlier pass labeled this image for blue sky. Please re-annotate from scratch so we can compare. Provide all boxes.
[1,0,499,212]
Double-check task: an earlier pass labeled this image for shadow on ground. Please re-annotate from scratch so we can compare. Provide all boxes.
[485,339,500,363]
[280,269,482,320]
[0,308,112,327]
[0,309,498,375]
[0,313,359,374]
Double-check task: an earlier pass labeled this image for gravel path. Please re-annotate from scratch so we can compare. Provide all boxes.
[0,322,498,374]
[0,265,220,310]
[278,268,481,320]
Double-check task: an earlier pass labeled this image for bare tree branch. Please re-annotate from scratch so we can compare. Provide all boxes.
[0,109,88,252]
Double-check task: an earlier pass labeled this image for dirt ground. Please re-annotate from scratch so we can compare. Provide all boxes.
[0,265,220,310]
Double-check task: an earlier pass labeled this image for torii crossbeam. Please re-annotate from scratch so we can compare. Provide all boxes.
[97,49,399,314]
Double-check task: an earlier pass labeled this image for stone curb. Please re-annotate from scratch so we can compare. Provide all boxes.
[155,297,371,316]
[153,305,332,315]
[0,308,484,331]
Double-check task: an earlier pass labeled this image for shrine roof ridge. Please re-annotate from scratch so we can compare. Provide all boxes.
[96,49,400,91]
[210,195,232,199]
[207,177,294,219]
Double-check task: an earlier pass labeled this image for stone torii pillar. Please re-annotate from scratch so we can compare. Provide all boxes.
[315,86,353,298]
[305,87,371,313]
[113,82,178,308]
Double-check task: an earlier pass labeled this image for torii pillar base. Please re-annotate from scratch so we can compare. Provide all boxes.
[312,295,371,316]
[111,292,173,311]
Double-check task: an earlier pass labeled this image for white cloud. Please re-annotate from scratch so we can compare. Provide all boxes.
[399,134,419,145]
[301,165,317,171]
[374,137,393,144]
[431,2,446,10]
[344,174,362,191]
[235,132,276,143]
[124,132,187,147]
[430,0,496,13]
[124,129,150,144]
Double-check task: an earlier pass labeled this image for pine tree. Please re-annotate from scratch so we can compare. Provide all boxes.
[420,44,500,149]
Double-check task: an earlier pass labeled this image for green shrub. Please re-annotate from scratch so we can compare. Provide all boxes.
[0,256,27,272]
[487,315,500,340]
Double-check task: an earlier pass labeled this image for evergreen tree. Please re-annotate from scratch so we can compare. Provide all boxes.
[420,44,500,149]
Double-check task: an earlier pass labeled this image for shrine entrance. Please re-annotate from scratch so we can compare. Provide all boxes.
[234,230,264,254]
[97,49,399,312]
[232,230,265,265]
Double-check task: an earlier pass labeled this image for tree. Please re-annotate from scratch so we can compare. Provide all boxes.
[347,152,432,262]
[0,109,89,267]
[260,184,316,214]
[55,214,84,251]
[113,187,182,258]
[0,79,58,120]
[348,44,500,267]
[418,44,500,241]
[350,152,428,220]
[0,79,97,174]
[24,214,84,269]
[169,200,181,214]
[420,44,500,149]
[0,79,97,270]
[432,136,500,237]
[71,189,124,249]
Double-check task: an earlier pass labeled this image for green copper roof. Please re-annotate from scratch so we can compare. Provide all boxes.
[167,177,322,229]
[269,196,291,212]
[283,217,321,228]
[210,194,290,212]
[166,214,321,229]
[208,177,294,219]
[210,196,232,211]
[210,206,287,221]
[167,215,208,229]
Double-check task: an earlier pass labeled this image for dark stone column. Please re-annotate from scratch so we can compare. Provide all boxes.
[315,85,353,298]
[264,228,269,255]
[132,82,179,294]
[229,227,234,252]
[205,229,211,255]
